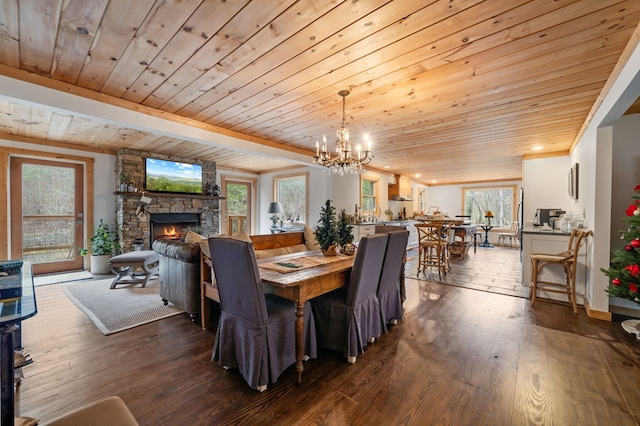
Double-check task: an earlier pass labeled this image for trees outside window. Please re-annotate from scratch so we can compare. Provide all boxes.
[463,185,516,228]
[274,173,308,224]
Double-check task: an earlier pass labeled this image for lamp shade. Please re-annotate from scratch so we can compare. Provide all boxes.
[267,202,283,214]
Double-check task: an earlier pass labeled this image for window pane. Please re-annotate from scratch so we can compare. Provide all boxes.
[227,183,248,215]
[361,178,377,213]
[362,196,375,212]
[463,187,514,227]
[362,180,374,196]
[276,176,306,223]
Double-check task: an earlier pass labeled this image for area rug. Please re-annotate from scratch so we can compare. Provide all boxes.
[61,278,184,335]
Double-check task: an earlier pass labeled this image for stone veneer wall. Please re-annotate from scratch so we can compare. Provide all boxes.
[115,148,220,251]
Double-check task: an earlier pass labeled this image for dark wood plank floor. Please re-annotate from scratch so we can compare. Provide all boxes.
[15,251,640,425]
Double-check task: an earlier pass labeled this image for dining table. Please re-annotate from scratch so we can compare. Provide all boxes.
[258,250,355,385]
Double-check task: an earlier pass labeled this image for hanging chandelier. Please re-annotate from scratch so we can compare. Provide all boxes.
[313,90,372,175]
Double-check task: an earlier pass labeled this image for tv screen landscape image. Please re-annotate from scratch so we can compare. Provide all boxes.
[145,158,203,194]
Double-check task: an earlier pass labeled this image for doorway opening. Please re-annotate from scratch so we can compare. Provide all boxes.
[10,157,85,275]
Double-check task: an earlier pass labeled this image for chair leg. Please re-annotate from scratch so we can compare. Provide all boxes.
[565,263,578,313]
[530,258,538,307]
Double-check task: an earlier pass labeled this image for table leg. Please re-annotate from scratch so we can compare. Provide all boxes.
[1,324,18,426]
[294,301,305,385]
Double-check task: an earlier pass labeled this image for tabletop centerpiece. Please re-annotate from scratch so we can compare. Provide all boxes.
[315,200,339,256]
[336,208,355,255]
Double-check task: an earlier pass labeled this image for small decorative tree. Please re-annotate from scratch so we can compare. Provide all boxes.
[315,199,338,255]
[336,208,354,252]
[602,184,640,303]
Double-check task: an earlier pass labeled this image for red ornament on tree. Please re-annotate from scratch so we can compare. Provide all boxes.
[632,238,640,248]
[612,278,622,286]
[626,244,634,251]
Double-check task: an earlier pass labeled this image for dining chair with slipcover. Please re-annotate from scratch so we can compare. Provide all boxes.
[375,229,409,331]
[208,238,317,391]
[310,233,388,363]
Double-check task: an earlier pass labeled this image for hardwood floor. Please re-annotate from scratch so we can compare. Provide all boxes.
[15,256,640,425]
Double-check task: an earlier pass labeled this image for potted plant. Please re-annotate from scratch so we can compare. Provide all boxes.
[315,200,338,256]
[385,207,394,221]
[336,208,355,255]
[79,219,121,275]
[118,172,128,192]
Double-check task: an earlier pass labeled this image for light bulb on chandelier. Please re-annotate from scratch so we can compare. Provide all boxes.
[313,90,373,175]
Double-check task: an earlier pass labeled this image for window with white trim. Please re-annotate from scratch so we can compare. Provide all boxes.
[462,185,516,229]
[274,173,308,224]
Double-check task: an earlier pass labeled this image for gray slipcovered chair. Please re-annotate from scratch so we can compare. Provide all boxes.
[310,233,388,363]
[208,238,317,392]
[376,229,409,332]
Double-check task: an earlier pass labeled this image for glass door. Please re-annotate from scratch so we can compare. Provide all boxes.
[224,180,252,236]
[10,157,85,274]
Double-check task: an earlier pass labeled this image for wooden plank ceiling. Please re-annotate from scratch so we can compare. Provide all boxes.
[0,0,639,183]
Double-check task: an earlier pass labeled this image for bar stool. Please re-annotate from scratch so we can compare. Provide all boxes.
[415,223,449,280]
[529,229,592,313]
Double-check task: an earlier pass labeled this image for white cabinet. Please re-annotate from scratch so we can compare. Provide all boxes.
[355,224,376,242]
[407,221,419,247]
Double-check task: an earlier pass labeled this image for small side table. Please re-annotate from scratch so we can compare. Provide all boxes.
[479,225,494,248]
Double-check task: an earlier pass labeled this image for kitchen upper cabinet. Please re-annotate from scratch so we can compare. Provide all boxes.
[389,175,412,200]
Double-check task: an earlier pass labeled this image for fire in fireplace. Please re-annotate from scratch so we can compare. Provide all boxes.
[150,213,200,242]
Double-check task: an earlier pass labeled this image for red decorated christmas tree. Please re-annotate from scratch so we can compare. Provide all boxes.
[603,184,640,303]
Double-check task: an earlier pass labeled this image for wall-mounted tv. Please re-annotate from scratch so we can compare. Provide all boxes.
[144,157,203,194]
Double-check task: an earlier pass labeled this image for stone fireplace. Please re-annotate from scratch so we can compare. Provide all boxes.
[115,149,221,251]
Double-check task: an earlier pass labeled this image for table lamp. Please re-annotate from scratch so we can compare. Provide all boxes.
[268,202,283,228]
[485,210,494,225]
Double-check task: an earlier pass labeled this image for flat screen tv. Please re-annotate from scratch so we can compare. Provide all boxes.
[144,157,203,194]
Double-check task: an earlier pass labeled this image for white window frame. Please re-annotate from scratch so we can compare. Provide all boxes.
[273,172,309,225]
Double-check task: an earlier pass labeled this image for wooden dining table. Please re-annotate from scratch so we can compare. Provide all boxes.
[258,250,355,384]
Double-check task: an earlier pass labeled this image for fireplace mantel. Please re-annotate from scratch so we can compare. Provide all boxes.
[114,191,225,200]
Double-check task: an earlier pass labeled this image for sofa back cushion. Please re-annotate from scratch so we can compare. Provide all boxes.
[152,238,200,263]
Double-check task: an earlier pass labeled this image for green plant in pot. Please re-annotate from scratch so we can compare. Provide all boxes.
[336,208,355,255]
[79,219,121,275]
[315,200,339,256]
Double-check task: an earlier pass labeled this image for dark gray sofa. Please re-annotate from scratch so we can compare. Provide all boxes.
[152,238,201,322]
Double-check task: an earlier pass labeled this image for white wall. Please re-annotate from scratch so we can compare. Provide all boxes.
[522,156,573,225]
[571,30,640,314]
[0,139,116,242]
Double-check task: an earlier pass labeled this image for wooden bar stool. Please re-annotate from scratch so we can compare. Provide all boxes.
[529,229,592,313]
[415,223,449,280]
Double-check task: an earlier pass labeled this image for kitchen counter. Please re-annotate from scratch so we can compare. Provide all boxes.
[522,225,571,235]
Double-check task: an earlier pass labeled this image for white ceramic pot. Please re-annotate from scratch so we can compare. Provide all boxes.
[90,254,112,275]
